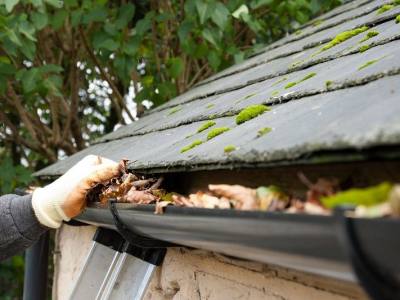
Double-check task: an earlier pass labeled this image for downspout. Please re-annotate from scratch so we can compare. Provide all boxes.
[22,228,49,300]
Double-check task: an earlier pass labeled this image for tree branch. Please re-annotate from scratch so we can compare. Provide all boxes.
[78,27,135,122]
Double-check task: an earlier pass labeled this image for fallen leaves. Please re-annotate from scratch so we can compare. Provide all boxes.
[86,160,400,218]
[86,160,165,206]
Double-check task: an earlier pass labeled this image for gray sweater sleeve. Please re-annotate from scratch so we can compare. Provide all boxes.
[0,194,48,261]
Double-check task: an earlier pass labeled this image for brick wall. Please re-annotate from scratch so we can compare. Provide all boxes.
[53,225,367,300]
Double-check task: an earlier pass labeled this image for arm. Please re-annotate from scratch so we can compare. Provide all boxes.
[0,155,119,262]
[0,194,47,261]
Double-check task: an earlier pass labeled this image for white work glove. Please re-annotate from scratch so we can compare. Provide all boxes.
[32,155,120,228]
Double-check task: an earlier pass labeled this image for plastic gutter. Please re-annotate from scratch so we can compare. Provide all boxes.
[75,203,400,285]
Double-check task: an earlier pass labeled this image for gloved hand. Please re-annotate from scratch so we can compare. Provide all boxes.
[32,155,120,228]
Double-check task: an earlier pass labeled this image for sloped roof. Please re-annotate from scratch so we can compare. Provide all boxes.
[36,0,400,177]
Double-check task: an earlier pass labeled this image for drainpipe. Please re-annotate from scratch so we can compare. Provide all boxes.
[23,231,49,300]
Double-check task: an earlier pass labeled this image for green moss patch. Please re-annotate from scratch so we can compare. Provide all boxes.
[257,127,272,137]
[180,140,203,153]
[206,103,214,109]
[224,145,236,153]
[236,105,270,125]
[377,4,394,14]
[168,106,182,115]
[185,133,194,139]
[321,182,392,208]
[271,77,288,87]
[359,30,379,43]
[285,82,297,89]
[321,26,368,51]
[271,90,279,97]
[358,59,380,70]
[396,15,400,23]
[325,80,333,88]
[299,72,316,83]
[290,59,307,69]
[285,72,316,89]
[359,45,371,53]
[207,127,230,140]
[197,121,216,133]
[312,19,323,27]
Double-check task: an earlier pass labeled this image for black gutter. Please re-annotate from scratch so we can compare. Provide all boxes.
[76,203,400,285]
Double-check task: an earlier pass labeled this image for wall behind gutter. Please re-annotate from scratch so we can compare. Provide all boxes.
[53,225,367,300]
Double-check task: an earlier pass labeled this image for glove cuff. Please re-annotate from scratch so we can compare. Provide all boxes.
[32,187,70,229]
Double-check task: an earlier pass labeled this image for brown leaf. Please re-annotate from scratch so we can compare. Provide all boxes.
[121,172,138,183]
[298,173,339,204]
[172,194,194,207]
[155,201,171,214]
[148,177,164,190]
[118,159,129,173]
[188,192,230,209]
[124,188,158,204]
[132,179,155,189]
[208,184,257,210]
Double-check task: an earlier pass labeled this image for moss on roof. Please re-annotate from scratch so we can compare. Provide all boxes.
[257,127,272,137]
[206,103,215,109]
[358,59,380,70]
[207,127,230,140]
[197,121,216,133]
[168,106,182,115]
[271,90,279,97]
[285,72,317,89]
[321,26,369,51]
[312,19,323,27]
[180,140,203,153]
[359,45,371,53]
[285,82,297,89]
[236,105,270,124]
[396,15,400,23]
[224,145,236,153]
[271,77,288,87]
[299,72,316,82]
[359,31,379,43]
[377,4,394,14]
[325,80,333,88]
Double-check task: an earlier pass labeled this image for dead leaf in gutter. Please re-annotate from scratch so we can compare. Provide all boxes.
[209,184,257,210]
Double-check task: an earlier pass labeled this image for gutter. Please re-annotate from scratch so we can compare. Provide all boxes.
[75,203,400,286]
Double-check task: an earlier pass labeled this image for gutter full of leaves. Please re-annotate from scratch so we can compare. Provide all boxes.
[86,160,400,219]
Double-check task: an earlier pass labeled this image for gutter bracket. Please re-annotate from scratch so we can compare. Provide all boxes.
[109,199,175,249]
[334,207,400,300]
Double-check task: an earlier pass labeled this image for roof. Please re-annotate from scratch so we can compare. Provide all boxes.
[36,0,400,177]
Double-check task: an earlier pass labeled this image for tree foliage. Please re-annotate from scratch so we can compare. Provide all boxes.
[0,0,341,171]
[0,255,24,300]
